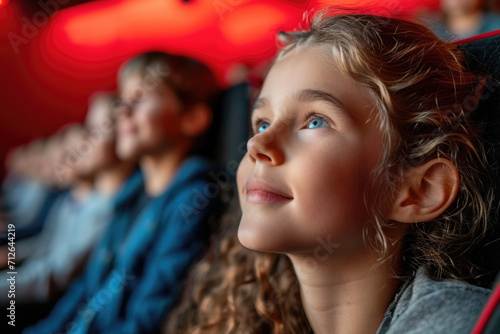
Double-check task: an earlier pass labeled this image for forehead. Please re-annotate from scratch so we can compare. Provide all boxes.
[119,71,172,99]
[256,45,375,122]
[119,73,145,93]
[65,127,85,145]
[86,98,113,125]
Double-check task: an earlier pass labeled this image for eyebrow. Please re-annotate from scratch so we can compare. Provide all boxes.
[252,97,268,112]
[252,89,345,116]
[295,89,344,111]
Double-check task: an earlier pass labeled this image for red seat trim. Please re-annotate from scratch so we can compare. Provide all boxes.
[472,284,500,333]
[455,29,500,44]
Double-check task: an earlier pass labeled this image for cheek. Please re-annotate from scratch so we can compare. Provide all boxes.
[133,112,165,147]
[295,157,359,219]
[93,141,116,165]
[293,143,375,234]
[237,154,252,208]
[136,106,179,144]
[135,110,156,132]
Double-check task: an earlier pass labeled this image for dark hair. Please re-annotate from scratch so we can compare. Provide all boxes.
[118,51,220,109]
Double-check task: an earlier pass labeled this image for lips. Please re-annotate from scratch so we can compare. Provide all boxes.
[118,125,137,137]
[246,177,293,204]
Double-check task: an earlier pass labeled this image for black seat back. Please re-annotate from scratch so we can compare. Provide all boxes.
[461,33,500,333]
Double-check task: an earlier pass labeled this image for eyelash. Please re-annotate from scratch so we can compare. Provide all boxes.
[251,118,268,136]
[251,112,333,135]
[303,112,333,128]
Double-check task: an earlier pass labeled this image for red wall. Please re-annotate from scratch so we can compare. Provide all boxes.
[0,0,438,180]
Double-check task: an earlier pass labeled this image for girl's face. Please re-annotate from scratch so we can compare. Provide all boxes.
[237,46,384,255]
[77,100,117,177]
[116,74,184,160]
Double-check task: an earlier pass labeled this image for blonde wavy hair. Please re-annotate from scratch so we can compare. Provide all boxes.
[164,9,499,334]
[164,195,311,333]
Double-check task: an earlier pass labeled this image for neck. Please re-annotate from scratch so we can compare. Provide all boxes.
[140,148,187,197]
[288,248,401,334]
[71,179,94,202]
[95,161,137,197]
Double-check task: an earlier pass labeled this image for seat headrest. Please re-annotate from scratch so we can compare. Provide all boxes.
[461,32,500,287]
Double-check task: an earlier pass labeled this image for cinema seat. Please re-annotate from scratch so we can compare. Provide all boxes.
[460,30,500,334]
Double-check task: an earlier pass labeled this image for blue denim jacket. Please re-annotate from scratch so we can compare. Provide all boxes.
[25,157,217,334]
[378,267,491,334]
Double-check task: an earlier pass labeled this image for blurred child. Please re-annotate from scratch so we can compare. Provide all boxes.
[437,0,500,40]
[1,94,136,306]
[26,52,221,334]
[166,10,499,334]
[1,126,79,244]
[1,140,52,231]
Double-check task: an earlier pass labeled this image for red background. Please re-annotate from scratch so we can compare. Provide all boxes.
[0,0,438,179]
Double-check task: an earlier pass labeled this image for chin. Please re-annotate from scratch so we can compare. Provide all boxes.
[237,222,260,251]
[237,216,287,253]
[116,144,139,161]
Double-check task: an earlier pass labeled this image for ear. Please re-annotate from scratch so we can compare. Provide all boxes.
[180,103,213,138]
[389,158,460,223]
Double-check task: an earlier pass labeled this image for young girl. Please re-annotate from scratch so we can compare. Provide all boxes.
[166,9,499,334]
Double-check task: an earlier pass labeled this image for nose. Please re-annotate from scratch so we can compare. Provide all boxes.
[247,127,285,165]
[114,102,132,119]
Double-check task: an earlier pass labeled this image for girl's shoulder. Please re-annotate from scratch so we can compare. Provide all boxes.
[378,267,491,334]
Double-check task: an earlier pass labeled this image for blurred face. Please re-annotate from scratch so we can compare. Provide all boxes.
[23,142,44,179]
[237,46,384,255]
[76,97,118,177]
[6,147,23,174]
[53,128,83,186]
[40,141,58,183]
[441,0,485,15]
[116,74,184,160]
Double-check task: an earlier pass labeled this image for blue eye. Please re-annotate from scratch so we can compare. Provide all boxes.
[307,117,328,129]
[257,122,270,133]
